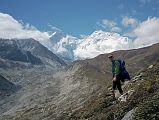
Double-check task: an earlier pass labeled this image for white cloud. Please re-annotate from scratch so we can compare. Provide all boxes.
[131,17,159,47]
[47,23,62,32]
[101,19,116,28]
[0,12,50,42]
[122,16,138,28]
[97,19,121,33]
[111,27,122,33]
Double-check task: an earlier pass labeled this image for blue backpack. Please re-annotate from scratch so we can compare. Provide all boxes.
[117,59,130,81]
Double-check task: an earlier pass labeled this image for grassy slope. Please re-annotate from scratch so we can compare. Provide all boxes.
[69,60,159,120]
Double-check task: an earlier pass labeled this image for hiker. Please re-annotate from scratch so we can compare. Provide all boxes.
[108,54,123,99]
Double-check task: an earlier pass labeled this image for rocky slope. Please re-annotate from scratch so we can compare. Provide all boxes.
[0,42,159,120]
[15,38,66,66]
[0,38,66,119]
[0,39,41,65]
[68,60,159,120]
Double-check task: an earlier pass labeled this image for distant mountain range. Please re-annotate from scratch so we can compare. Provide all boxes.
[48,30,131,61]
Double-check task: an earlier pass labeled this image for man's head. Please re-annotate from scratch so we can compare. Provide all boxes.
[108,54,114,62]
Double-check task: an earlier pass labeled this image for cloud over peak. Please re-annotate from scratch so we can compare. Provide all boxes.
[0,12,50,42]
[122,16,138,28]
[97,19,121,33]
[132,17,159,47]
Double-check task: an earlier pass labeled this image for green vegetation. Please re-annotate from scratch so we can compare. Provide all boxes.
[69,60,159,120]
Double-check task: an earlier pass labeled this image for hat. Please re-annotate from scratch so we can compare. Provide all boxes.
[108,54,113,58]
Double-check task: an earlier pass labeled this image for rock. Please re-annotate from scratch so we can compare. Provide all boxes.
[118,89,134,102]
[132,73,144,82]
[108,87,112,91]
[148,65,153,69]
[121,108,137,120]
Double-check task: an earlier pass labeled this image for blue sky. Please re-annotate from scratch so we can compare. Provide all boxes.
[0,0,159,36]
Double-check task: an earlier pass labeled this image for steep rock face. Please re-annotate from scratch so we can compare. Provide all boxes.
[0,39,41,64]
[0,38,66,68]
[16,38,66,65]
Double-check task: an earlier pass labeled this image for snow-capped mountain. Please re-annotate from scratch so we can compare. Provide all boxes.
[49,31,66,45]
[48,30,132,61]
[74,30,132,59]
[49,31,79,61]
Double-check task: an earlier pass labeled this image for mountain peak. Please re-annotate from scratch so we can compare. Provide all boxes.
[91,30,115,36]
[46,30,131,61]
[0,38,66,68]
[49,30,66,44]
[74,31,130,59]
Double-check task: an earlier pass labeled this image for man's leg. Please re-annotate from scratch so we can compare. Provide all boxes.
[117,80,123,95]
[112,81,116,99]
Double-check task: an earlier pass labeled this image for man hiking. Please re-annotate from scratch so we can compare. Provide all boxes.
[108,54,123,99]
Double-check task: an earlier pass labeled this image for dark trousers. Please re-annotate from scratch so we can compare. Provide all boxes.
[112,74,123,94]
